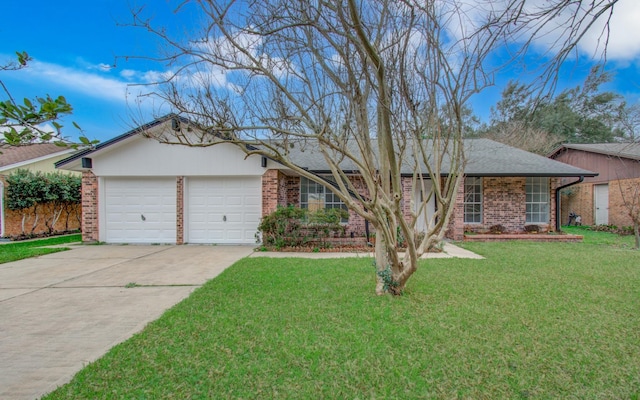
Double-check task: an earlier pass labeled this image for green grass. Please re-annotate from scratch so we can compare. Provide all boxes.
[0,234,82,264]
[45,235,640,399]
[563,225,637,248]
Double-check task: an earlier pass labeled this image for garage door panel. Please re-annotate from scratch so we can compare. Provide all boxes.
[187,177,261,244]
[104,178,176,243]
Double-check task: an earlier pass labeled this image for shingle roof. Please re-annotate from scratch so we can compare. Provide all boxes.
[550,143,640,161]
[463,140,596,176]
[282,138,597,177]
[0,143,72,168]
[55,113,596,178]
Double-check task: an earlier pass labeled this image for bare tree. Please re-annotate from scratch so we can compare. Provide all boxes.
[617,178,640,249]
[128,0,619,295]
[617,103,640,142]
[483,120,564,155]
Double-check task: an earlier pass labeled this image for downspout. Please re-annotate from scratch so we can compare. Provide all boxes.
[555,176,584,232]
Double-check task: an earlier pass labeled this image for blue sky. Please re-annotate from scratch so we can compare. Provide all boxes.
[2,0,640,143]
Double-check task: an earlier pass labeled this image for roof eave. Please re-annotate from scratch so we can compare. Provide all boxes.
[55,114,188,169]
[308,170,598,178]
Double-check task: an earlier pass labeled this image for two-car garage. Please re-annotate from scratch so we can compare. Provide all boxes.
[56,117,271,245]
[102,176,261,244]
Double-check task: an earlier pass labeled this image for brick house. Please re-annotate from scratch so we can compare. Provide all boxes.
[56,115,596,244]
[549,143,640,227]
[1,144,81,238]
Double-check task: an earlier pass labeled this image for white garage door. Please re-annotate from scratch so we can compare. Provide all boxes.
[104,178,176,243]
[187,177,261,244]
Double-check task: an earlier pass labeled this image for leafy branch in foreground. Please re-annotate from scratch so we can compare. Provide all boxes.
[0,51,99,147]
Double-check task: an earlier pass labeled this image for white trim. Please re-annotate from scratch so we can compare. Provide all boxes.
[0,149,76,172]
[463,176,483,224]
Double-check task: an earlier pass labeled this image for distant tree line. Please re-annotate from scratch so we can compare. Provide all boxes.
[472,66,639,154]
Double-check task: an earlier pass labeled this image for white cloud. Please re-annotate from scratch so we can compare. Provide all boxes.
[6,59,182,107]
[120,69,137,79]
[578,1,640,62]
[440,0,640,63]
[14,60,130,103]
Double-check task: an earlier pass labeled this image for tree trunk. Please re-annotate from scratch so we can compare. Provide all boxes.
[634,223,639,250]
[374,235,391,295]
[374,232,415,296]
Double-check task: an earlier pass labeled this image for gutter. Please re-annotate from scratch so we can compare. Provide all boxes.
[555,176,584,231]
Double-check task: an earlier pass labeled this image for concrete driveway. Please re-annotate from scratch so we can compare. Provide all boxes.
[0,244,254,400]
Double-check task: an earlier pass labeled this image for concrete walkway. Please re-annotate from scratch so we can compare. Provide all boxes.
[250,242,484,259]
[0,245,254,400]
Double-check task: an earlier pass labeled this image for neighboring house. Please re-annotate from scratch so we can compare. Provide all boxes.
[56,115,596,244]
[549,143,640,227]
[0,143,82,238]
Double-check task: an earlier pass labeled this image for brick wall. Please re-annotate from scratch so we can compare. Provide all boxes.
[463,177,558,234]
[274,174,562,239]
[345,175,370,237]
[608,177,640,228]
[2,203,81,238]
[1,176,81,238]
[483,177,526,231]
[262,169,280,216]
[81,171,99,242]
[561,183,594,226]
[286,175,300,205]
[550,178,558,230]
[561,178,640,228]
[447,178,465,240]
[176,176,184,244]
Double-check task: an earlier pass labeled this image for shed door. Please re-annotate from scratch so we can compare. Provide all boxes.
[104,178,177,243]
[186,177,261,244]
[594,184,609,225]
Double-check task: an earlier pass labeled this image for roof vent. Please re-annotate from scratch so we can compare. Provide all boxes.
[171,118,181,131]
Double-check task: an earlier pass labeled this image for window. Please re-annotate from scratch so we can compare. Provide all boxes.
[300,177,348,221]
[464,177,482,223]
[526,177,549,223]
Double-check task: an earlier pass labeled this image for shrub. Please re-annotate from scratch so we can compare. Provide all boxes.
[489,224,506,234]
[523,224,541,233]
[257,206,348,249]
[589,224,634,236]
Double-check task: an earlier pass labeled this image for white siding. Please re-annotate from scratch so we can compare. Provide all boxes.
[92,137,267,177]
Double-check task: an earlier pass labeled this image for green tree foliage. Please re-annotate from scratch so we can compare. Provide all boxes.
[0,51,98,147]
[485,66,630,152]
[5,169,81,236]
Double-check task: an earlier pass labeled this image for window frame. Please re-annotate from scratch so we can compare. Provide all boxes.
[463,176,483,224]
[300,176,349,222]
[525,177,550,224]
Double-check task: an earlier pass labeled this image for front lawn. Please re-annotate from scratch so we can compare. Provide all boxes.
[45,235,640,399]
[563,225,637,248]
[0,234,82,264]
